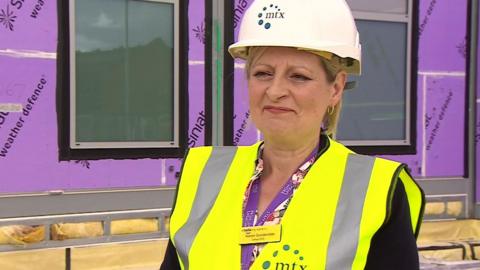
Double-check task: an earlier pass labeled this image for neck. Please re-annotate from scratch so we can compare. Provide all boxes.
[261,134,320,183]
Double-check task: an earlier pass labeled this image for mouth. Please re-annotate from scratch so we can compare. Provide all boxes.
[263,105,295,114]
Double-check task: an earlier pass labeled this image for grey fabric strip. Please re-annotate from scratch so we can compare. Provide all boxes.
[326,154,375,270]
[174,147,238,270]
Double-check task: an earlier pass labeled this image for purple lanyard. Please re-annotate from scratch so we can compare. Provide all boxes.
[241,145,318,270]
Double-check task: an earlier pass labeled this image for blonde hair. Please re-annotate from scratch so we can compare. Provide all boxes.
[245,47,345,138]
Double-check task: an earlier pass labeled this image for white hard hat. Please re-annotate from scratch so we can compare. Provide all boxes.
[228,0,361,75]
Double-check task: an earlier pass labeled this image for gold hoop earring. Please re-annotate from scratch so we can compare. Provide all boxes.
[327,106,335,115]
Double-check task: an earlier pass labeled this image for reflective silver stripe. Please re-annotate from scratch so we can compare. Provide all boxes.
[326,154,375,270]
[174,147,238,270]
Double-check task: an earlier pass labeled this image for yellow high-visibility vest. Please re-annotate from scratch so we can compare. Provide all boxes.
[169,138,425,270]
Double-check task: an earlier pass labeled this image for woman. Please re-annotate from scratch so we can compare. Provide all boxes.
[161,0,424,269]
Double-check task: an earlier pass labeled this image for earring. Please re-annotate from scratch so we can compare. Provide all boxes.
[327,105,335,115]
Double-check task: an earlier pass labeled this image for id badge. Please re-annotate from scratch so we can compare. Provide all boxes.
[239,224,282,245]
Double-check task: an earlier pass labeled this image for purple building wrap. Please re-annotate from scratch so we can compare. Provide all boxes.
[0,0,56,51]
[412,0,468,178]
[417,0,467,72]
[422,77,465,176]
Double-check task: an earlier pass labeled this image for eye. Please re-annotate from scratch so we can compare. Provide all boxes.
[252,71,272,80]
[291,73,311,82]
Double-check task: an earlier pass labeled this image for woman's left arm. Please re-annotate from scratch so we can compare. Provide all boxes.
[364,180,420,270]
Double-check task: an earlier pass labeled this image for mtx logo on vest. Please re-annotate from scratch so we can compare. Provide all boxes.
[261,244,307,269]
[257,4,285,29]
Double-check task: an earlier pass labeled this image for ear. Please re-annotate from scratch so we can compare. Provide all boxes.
[330,71,347,106]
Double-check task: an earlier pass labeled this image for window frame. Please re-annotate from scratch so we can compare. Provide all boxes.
[339,0,418,155]
[57,0,188,160]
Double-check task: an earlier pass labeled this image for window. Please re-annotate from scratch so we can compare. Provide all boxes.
[71,0,179,149]
[337,0,416,153]
[58,0,187,159]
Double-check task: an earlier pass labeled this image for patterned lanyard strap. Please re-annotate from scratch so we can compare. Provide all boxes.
[241,144,319,269]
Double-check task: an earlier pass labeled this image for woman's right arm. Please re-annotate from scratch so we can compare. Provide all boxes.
[160,239,181,270]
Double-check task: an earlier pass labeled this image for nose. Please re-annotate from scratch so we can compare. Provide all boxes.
[266,75,288,101]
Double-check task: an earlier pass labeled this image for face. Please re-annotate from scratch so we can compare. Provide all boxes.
[247,47,345,142]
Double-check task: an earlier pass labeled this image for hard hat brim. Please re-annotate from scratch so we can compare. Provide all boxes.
[228,40,361,75]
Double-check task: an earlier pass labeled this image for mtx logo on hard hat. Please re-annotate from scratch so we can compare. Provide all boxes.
[257,4,284,29]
